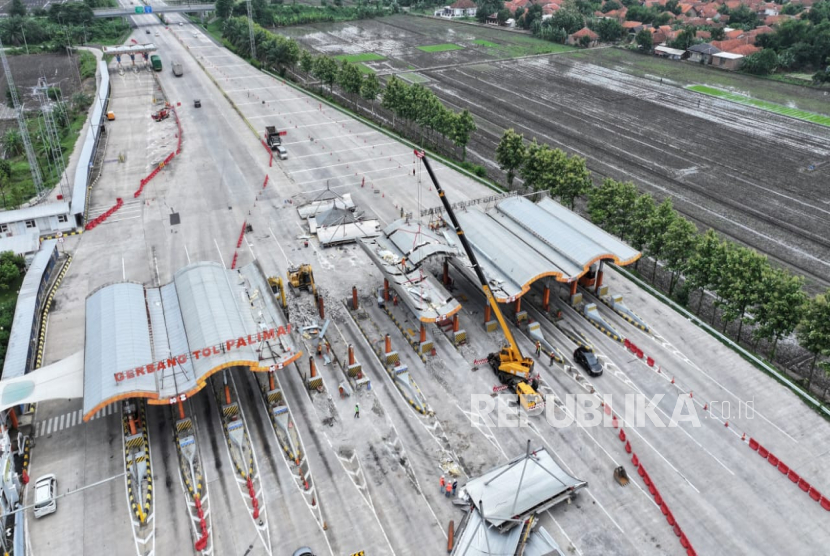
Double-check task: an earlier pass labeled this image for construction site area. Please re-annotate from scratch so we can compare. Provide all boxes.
[0,4,828,556]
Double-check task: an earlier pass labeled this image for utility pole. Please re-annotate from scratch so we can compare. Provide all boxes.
[0,35,44,199]
[246,0,256,60]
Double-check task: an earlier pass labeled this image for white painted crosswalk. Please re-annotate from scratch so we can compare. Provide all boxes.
[34,402,120,438]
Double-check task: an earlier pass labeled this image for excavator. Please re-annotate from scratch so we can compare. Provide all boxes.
[287,264,318,299]
[417,151,544,415]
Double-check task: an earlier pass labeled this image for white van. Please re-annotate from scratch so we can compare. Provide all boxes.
[34,474,57,518]
[276,146,288,160]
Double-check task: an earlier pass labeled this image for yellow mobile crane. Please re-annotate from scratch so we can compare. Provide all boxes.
[417,151,544,415]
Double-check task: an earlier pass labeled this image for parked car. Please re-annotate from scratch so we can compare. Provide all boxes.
[34,474,57,518]
[292,548,315,556]
[145,30,150,34]
[573,347,603,376]
[276,146,288,160]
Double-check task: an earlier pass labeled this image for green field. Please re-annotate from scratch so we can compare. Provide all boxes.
[356,63,375,74]
[472,39,499,48]
[688,85,830,127]
[417,43,464,52]
[334,52,386,63]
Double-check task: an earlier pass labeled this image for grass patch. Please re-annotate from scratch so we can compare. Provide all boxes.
[472,39,499,48]
[356,63,375,74]
[688,85,830,127]
[417,43,464,52]
[334,52,385,63]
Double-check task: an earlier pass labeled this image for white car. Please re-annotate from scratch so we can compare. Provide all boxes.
[33,474,57,518]
[179,22,183,26]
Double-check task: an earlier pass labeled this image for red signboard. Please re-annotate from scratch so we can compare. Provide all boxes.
[114,325,292,384]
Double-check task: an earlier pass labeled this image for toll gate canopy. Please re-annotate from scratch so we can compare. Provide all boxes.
[82,262,299,420]
[452,196,641,301]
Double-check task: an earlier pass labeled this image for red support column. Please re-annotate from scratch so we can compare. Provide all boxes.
[224,384,231,405]
[310,357,317,378]
[318,296,325,319]
[177,399,185,420]
[268,371,275,391]
[383,279,390,302]
[348,344,356,365]
[420,323,427,343]
[569,281,578,296]
[129,416,137,436]
[352,286,359,310]
[514,298,522,314]
[385,334,392,354]
[595,269,604,294]
[452,314,460,333]
[543,286,550,312]
[8,408,18,430]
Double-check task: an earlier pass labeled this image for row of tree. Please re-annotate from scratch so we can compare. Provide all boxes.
[0,2,127,49]
[586,177,830,390]
[220,18,477,159]
[496,129,591,209]
[494,129,830,393]
[217,0,395,27]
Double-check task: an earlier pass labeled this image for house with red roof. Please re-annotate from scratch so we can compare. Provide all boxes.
[567,27,600,47]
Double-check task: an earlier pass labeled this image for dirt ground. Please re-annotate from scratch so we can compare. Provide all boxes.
[288,16,830,290]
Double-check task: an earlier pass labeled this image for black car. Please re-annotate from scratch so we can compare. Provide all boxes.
[573,347,603,376]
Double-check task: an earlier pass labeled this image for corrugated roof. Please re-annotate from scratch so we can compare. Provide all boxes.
[83,282,154,417]
[0,202,70,226]
[71,60,109,218]
[173,262,255,378]
[0,233,40,256]
[464,445,586,530]
[2,241,57,380]
[81,262,303,420]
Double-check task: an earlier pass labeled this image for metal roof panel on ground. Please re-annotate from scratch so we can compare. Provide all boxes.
[316,220,380,246]
[453,508,523,556]
[83,282,155,417]
[2,241,57,380]
[296,192,355,219]
[464,444,587,531]
[360,237,461,322]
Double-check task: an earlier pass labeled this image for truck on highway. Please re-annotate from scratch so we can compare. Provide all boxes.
[265,126,286,150]
[172,62,183,77]
[150,55,162,71]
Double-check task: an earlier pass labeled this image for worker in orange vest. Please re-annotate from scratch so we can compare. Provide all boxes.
[445,482,453,498]
[439,475,445,493]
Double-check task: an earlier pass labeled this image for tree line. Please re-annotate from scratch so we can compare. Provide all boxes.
[0,1,126,50]
[495,129,830,396]
[220,17,477,160]
[216,0,397,27]
[496,129,591,209]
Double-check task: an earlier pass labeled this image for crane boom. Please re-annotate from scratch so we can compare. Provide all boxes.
[418,152,521,353]
[417,151,542,414]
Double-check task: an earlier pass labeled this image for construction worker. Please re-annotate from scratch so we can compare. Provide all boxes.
[535,341,541,356]
[452,479,458,496]
[445,482,452,498]
[549,351,556,366]
[439,475,446,493]
[354,404,360,419]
